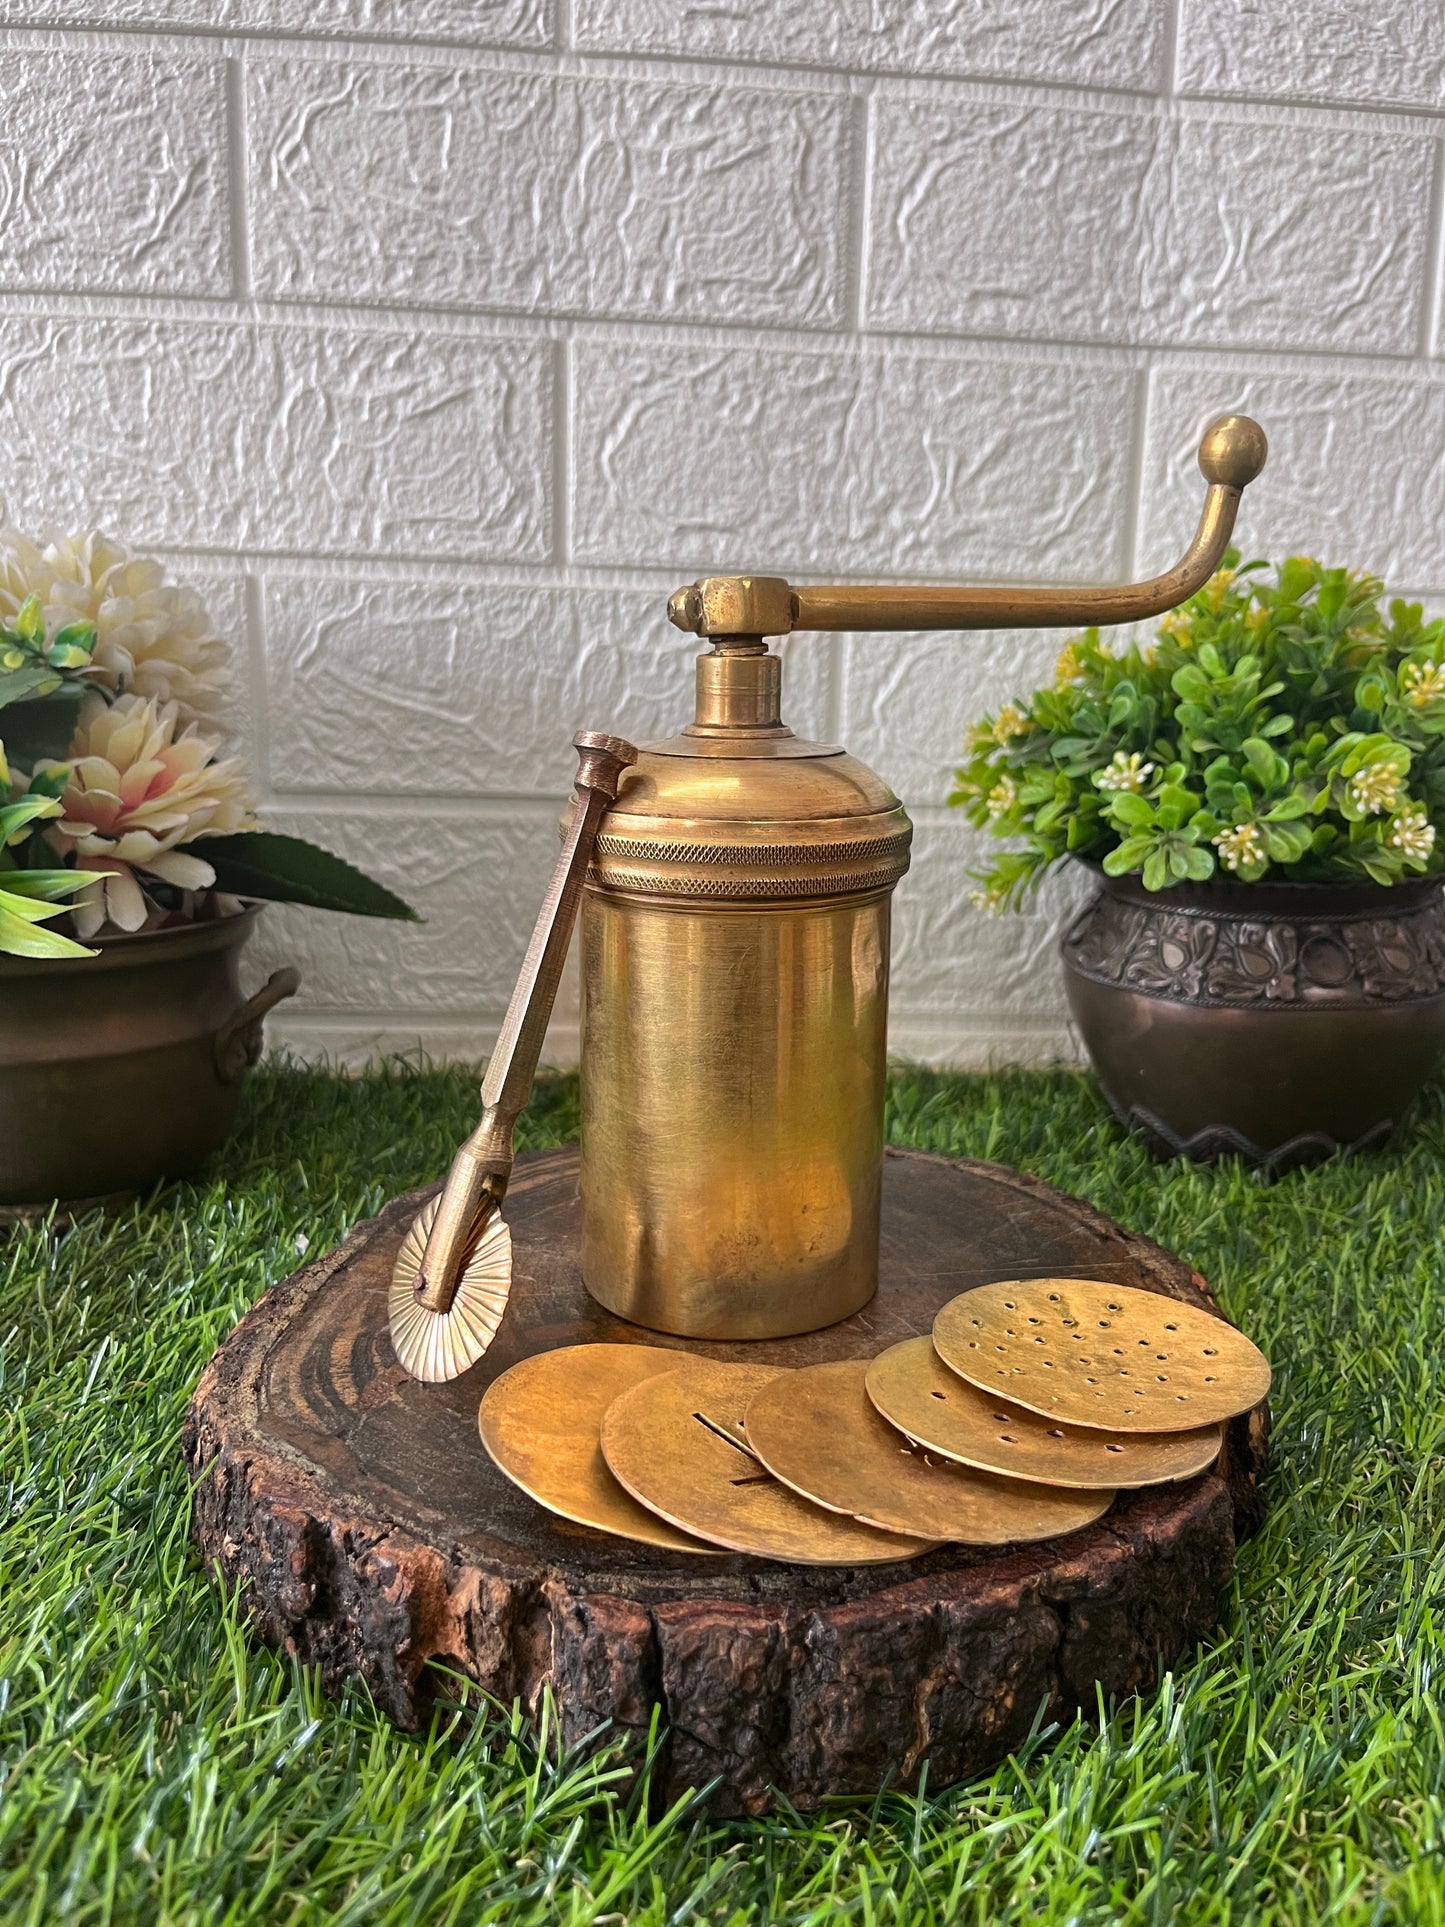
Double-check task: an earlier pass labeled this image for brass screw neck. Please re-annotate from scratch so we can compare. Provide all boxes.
[689,645,787,734]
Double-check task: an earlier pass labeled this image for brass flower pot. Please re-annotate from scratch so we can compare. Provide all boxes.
[0,905,299,1210]
[1061,866,1445,1168]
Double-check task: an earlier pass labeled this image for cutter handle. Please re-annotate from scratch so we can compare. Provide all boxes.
[409,730,637,1316]
[667,414,1267,640]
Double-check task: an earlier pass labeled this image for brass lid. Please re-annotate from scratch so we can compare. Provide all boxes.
[589,643,911,904]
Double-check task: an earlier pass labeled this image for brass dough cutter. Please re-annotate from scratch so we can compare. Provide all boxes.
[389,729,637,1383]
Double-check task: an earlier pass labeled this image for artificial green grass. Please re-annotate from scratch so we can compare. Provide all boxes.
[4,1062,1445,1924]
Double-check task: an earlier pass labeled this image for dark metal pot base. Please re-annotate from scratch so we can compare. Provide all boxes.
[1100,1088,1399,1174]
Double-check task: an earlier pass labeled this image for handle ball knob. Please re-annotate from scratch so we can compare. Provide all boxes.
[1198,414,1268,490]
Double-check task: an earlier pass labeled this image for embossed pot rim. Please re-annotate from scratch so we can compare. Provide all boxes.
[1062,860,1445,1166]
[1073,858,1443,920]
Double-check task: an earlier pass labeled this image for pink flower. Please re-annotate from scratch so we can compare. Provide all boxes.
[42,693,255,938]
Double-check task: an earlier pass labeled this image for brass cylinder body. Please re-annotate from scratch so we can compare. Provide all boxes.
[579,647,911,1340]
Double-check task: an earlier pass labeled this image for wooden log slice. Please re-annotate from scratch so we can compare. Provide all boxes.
[184,1147,1268,1816]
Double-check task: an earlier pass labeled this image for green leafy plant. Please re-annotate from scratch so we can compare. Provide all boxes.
[952,555,1445,908]
[0,546,419,958]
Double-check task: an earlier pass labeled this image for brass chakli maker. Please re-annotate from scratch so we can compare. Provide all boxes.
[401,413,1267,1371]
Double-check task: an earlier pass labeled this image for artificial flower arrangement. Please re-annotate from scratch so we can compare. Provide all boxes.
[0,530,412,956]
[952,555,1445,907]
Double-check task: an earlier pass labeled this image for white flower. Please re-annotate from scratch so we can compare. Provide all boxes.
[969,885,1004,914]
[1400,661,1445,710]
[1214,823,1265,873]
[1389,805,1436,861]
[993,703,1030,743]
[42,692,256,938]
[0,528,231,727]
[1095,751,1156,794]
[985,775,1017,820]
[0,528,49,626]
[1348,764,1404,816]
[38,531,229,725]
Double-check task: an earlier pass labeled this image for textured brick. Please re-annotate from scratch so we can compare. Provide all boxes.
[868,98,1432,355]
[1141,370,1445,593]
[1178,0,1445,113]
[250,804,565,1014]
[170,560,256,765]
[574,0,1169,92]
[0,0,1429,1071]
[0,318,551,564]
[889,815,1087,1026]
[259,574,834,797]
[0,47,228,298]
[842,628,1060,809]
[0,0,550,45]
[248,56,850,329]
[572,340,1138,580]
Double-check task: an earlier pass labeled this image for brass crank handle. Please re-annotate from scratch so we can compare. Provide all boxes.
[666,413,1267,641]
[409,730,638,1316]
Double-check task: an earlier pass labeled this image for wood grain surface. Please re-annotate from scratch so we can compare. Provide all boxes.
[184,1146,1268,1815]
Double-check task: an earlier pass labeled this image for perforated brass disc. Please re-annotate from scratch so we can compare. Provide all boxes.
[478,1345,721,1554]
[600,1359,936,1565]
[933,1279,1271,1432]
[389,1195,512,1383]
[742,1360,1112,1542]
[865,1338,1222,1488]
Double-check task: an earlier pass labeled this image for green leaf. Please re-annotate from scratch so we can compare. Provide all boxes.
[193,831,420,920]
[43,643,92,671]
[48,620,95,658]
[0,792,60,844]
[0,898,94,958]
[1102,836,1153,876]
[0,661,63,710]
[1181,844,1215,881]
[1263,793,1311,821]
[1142,849,1170,891]
[0,868,95,900]
[1,689,85,767]
[13,594,43,647]
[1105,791,1154,828]
[1263,821,1313,864]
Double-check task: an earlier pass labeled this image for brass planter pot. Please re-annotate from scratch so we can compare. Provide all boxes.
[0,905,298,1210]
[1062,865,1445,1169]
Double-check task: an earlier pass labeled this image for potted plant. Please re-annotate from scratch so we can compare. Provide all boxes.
[0,529,414,1209]
[952,555,1445,1167]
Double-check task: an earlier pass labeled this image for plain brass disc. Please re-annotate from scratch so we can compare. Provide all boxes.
[600,1359,936,1566]
[478,1345,722,1554]
[933,1278,1271,1433]
[865,1338,1222,1488]
[389,1196,512,1383]
[742,1359,1113,1543]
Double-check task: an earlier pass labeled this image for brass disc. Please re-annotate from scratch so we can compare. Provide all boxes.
[933,1278,1271,1432]
[478,1345,722,1554]
[865,1338,1222,1488]
[388,1195,512,1383]
[743,1359,1113,1542]
[599,1359,936,1565]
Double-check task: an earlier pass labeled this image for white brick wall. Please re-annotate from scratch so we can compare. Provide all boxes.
[0,7,1438,1069]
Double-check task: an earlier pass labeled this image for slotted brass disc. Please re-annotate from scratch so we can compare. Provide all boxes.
[600,1359,936,1566]
[742,1359,1112,1542]
[933,1278,1271,1432]
[389,1195,512,1383]
[865,1338,1222,1488]
[478,1345,722,1554]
